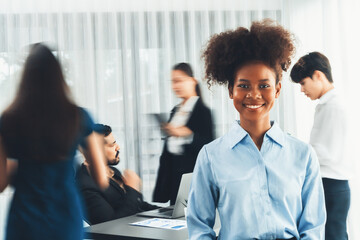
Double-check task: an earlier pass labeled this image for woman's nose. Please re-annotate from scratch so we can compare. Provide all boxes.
[246,89,261,98]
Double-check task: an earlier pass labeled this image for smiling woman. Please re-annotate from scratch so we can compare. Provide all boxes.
[230,62,280,148]
[186,19,327,240]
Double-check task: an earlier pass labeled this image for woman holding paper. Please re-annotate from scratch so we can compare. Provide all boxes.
[153,62,214,205]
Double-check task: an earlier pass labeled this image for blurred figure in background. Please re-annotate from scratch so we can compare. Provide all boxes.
[291,52,351,240]
[0,43,108,240]
[153,62,214,205]
[76,124,158,225]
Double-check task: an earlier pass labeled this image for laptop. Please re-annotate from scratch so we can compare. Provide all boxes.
[137,173,192,219]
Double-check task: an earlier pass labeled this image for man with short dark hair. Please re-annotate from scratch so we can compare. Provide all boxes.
[76,124,158,225]
[291,52,351,240]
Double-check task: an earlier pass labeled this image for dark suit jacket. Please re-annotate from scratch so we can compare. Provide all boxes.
[75,164,157,225]
[153,98,214,203]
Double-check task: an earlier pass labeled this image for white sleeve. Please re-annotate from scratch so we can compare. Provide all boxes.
[310,104,347,166]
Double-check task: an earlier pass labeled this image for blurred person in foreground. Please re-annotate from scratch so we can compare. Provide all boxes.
[76,124,158,225]
[291,52,351,240]
[187,20,326,239]
[153,62,214,205]
[0,43,108,240]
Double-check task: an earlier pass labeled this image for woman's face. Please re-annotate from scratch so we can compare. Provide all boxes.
[171,70,196,99]
[229,62,281,124]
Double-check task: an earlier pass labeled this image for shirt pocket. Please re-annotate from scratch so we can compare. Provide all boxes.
[217,177,257,207]
[267,169,303,210]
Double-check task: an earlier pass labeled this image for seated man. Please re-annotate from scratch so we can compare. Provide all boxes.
[76,124,158,225]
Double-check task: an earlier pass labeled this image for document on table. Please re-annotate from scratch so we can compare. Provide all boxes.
[130,218,187,230]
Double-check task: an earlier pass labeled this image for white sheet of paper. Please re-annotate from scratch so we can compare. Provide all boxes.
[130,218,187,230]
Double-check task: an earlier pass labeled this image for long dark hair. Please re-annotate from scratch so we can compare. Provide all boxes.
[172,62,202,99]
[1,43,80,162]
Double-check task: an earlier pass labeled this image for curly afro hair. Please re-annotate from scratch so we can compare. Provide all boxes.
[202,19,295,87]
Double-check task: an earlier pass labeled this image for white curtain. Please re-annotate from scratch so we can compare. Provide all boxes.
[0,0,359,238]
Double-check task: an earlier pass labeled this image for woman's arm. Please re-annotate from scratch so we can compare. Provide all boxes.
[187,146,218,240]
[82,133,109,190]
[184,104,214,154]
[0,136,16,192]
[298,146,326,239]
[162,124,193,137]
[0,136,8,192]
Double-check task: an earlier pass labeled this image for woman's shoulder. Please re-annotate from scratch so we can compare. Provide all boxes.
[191,99,212,118]
[283,133,313,155]
[77,107,94,122]
[194,98,210,109]
[77,106,90,116]
[76,107,95,136]
[199,135,228,155]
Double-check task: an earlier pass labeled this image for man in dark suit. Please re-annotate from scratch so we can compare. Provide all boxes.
[76,124,158,225]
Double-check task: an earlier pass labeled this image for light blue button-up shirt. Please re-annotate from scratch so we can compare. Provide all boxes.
[187,121,326,240]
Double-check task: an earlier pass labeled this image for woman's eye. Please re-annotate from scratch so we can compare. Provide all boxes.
[260,84,270,89]
[238,84,249,88]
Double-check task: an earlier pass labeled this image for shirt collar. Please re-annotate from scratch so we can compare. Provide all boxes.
[226,121,248,148]
[226,120,285,149]
[180,96,199,112]
[319,88,336,104]
[265,121,285,147]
